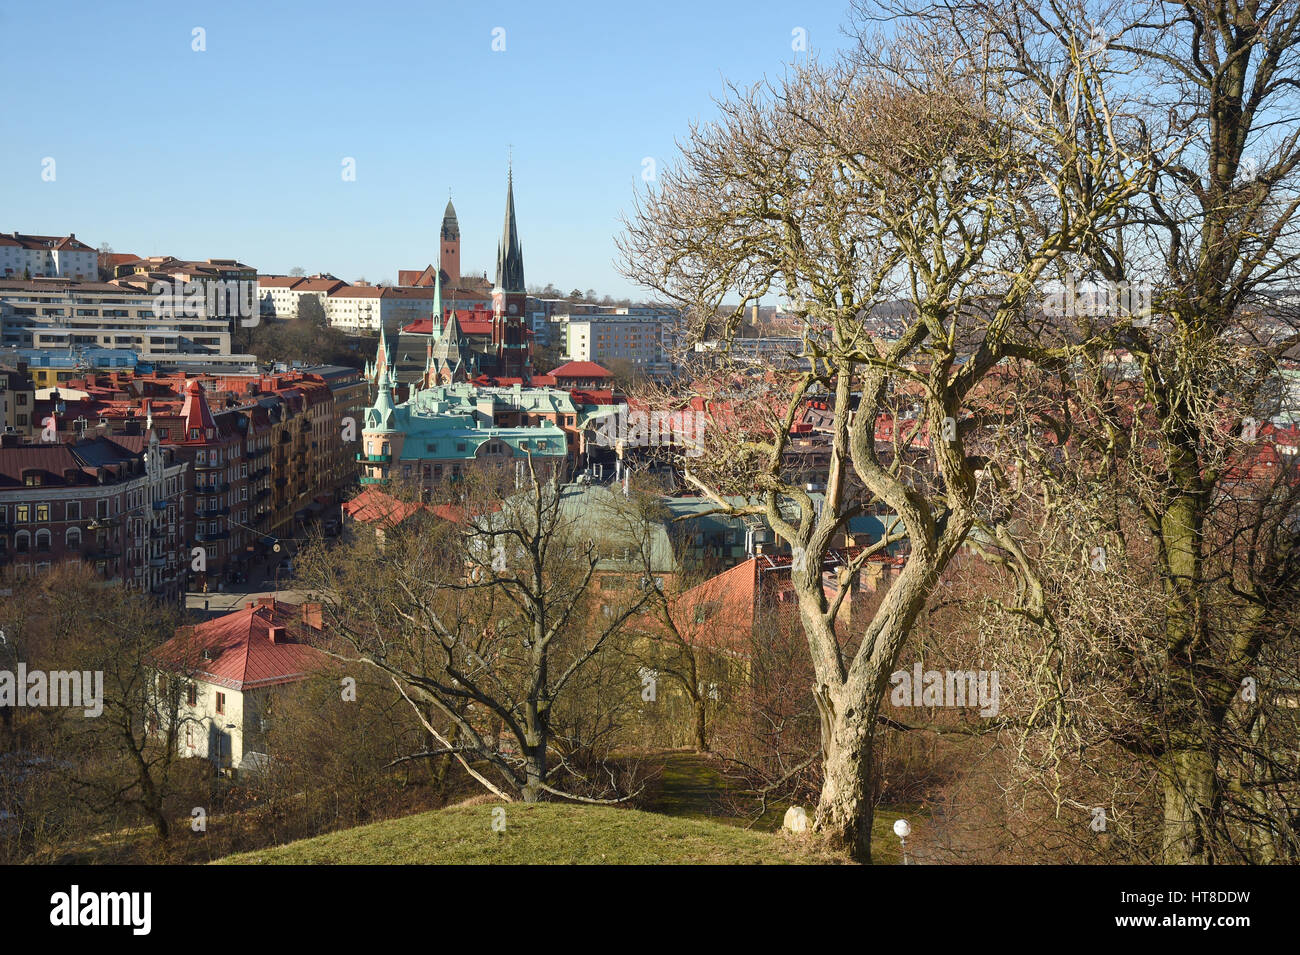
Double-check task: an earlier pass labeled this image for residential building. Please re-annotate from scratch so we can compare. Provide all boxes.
[0,232,96,280]
[563,310,679,377]
[0,278,237,356]
[257,275,347,321]
[0,362,36,435]
[0,430,190,601]
[153,597,331,772]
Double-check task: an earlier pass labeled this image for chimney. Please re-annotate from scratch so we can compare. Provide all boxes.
[256,595,276,611]
[245,601,255,610]
[268,625,287,644]
[301,602,323,631]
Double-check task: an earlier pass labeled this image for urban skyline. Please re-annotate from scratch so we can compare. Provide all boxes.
[0,0,850,302]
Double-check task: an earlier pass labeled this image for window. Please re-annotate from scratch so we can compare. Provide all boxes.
[35,504,49,522]
[215,692,225,715]
[65,501,80,520]
[15,504,29,523]
[186,684,197,706]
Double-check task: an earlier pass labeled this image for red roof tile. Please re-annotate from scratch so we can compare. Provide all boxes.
[153,600,331,692]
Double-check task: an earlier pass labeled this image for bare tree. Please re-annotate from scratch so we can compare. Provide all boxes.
[300,464,651,803]
[619,13,1147,859]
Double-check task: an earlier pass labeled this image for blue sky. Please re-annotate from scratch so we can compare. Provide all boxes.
[0,0,852,300]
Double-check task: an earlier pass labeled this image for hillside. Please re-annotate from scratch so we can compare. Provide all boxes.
[215,801,852,865]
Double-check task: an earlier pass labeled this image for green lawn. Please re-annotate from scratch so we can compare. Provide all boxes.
[214,752,916,865]
[215,801,849,865]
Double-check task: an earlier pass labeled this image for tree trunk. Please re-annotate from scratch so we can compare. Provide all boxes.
[521,750,544,803]
[1159,744,1216,864]
[813,686,876,863]
[692,696,709,754]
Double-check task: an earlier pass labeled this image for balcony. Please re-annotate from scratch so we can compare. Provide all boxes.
[151,500,168,511]
[197,505,230,519]
[194,530,230,543]
[357,452,391,463]
[359,476,387,485]
[195,482,230,496]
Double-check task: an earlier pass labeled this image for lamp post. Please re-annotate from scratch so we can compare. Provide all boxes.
[894,817,912,865]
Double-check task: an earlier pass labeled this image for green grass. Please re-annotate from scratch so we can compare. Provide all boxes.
[213,752,918,865]
[215,801,850,865]
[647,752,916,864]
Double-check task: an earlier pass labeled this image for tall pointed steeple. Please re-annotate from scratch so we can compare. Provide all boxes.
[372,322,390,385]
[494,166,525,294]
[432,265,443,337]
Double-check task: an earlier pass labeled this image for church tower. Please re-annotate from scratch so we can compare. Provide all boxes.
[440,198,460,288]
[492,166,530,380]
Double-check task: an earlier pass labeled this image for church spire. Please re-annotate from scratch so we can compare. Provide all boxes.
[494,165,525,294]
[433,259,443,332]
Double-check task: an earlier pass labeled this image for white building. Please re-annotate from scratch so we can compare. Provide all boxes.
[152,598,331,772]
[257,275,348,320]
[0,232,97,280]
[325,284,441,333]
[562,308,680,376]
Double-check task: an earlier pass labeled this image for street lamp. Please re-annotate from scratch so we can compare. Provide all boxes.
[893,817,912,865]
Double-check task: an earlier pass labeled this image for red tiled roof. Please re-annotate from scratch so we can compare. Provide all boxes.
[153,600,331,691]
[342,487,427,526]
[0,232,94,251]
[549,361,612,379]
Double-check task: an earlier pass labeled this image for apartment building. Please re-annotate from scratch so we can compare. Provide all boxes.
[325,284,440,333]
[257,275,347,320]
[0,278,235,355]
[562,308,680,376]
[35,369,359,588]
[0,430,190,602]
[0,232,97,280]
[0,363,36,435]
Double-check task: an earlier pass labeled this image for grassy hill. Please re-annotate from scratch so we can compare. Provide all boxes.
[216,801,851,865]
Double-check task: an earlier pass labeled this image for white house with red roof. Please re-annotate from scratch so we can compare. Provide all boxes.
[153,597,332,771]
